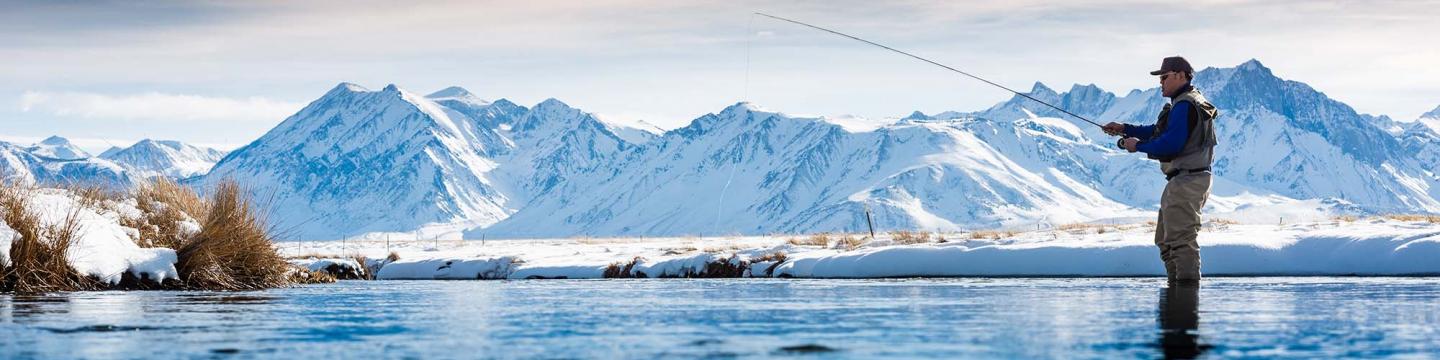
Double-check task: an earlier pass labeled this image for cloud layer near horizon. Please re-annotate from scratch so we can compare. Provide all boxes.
[3,0,1437,149]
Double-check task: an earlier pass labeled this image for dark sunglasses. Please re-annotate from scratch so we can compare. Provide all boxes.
[1160,72,1180,82]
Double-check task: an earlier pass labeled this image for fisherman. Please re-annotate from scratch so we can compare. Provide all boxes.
[1102,56,1219,285]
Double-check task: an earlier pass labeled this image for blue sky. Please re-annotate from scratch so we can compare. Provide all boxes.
[3,0,1437,152]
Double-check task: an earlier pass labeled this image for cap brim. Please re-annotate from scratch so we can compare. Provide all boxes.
[1149,69,1167,75]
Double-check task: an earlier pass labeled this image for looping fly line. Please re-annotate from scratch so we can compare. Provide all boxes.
[751,12,1104,128]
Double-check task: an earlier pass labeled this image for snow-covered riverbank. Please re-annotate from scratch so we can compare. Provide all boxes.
[6,185,1437,286]
[0,188,179,285]
[1,182,321,293]
[284,219,1440,280]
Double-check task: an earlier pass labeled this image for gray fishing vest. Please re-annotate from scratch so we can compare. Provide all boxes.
[1149,87,1218,174]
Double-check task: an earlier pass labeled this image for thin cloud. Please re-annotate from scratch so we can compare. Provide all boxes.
[1,0,1437,143]
[19,91,302,123]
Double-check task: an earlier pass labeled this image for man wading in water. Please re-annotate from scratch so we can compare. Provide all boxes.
[1103,56,1219,285]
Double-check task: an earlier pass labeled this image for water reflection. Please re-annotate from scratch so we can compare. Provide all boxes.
[3,295,71,323]
[1157,284,1210,359]
[2,279,1437,358]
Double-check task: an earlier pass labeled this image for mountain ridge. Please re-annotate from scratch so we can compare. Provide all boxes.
[13,59,1434,239]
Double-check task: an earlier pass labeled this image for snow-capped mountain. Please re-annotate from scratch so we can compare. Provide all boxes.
[1189,60,1439,213]
[200,83,524,239]
[1399,104,1440,175]
[478,103,1151,238]
[1421,105,1440,122]
[973,60,1440,212]
[0,139,132,187]
[0,136,223,186]
[181,59,1439,239]
[24,136,91,160]
[480,60,1439,237]
[100,139,228,179]
[198,82,666,239]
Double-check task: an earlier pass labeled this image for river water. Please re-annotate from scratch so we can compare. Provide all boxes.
[2,277,1438,358]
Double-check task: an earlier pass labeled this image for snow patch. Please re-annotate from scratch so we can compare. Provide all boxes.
[2,189,179,284]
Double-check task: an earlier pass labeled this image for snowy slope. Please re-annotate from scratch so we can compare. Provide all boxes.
[973,60,1440,214]
[1401,105,1440,174]
[0,140,133,187]
[496,98,649,207]
[184,60,1440,240]
[1419,105,1440,128]
[478,103,1155,238]
[24,136,91,160]
[198,83,663,239]
[200,83,525,239]
[100,139,228,179]
[1191,60,1439,213]
[592,113,664,145]
[478,60,1438,238]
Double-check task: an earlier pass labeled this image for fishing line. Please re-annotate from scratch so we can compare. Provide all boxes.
[752,12,1105,129]
[714,160,739,236]
[743,13,755,102]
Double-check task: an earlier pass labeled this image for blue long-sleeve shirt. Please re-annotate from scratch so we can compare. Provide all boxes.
[1122,101,1191,158]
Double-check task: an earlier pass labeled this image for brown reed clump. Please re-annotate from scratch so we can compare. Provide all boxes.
[603,256,646,278]
[890,230,933,245]
[969,230,1018,240]
[787,233,830,246]
[59,181,121,212]
[1382,214,1440,223]
[697,257,747,278]
[124,178,207,249]
[174,181,291,291]
[835,233,866,250]
[0,185,100,294]
[751,252,788,277]
[289,266,337,284]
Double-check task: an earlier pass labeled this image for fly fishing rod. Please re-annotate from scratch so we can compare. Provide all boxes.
[753,12,1108,130]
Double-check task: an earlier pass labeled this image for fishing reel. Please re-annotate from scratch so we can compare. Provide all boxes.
[1116,137,1140,151]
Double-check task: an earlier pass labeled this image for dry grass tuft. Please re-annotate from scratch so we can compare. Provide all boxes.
[0,185,100,294]
[125,178,208,249]
[386,251,401,263]
[751,252,787,277]
[60,182,120,212]
[969,230,1019,240]
[699,256,747,278]
[314,256,371,280]
[603,256,646,278]
[661,247,697,256]
[174,180,291,291]
[1210,218,1241,225]
[890,230,932,245]
[650,255,750,278]
[352,255,373,280]
[835,233,866,250]
[703,244,747,253]
[289,266,337,284]
[788,233,830,247]
[1382,214,1440,223]
[1057,223,1114,234]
